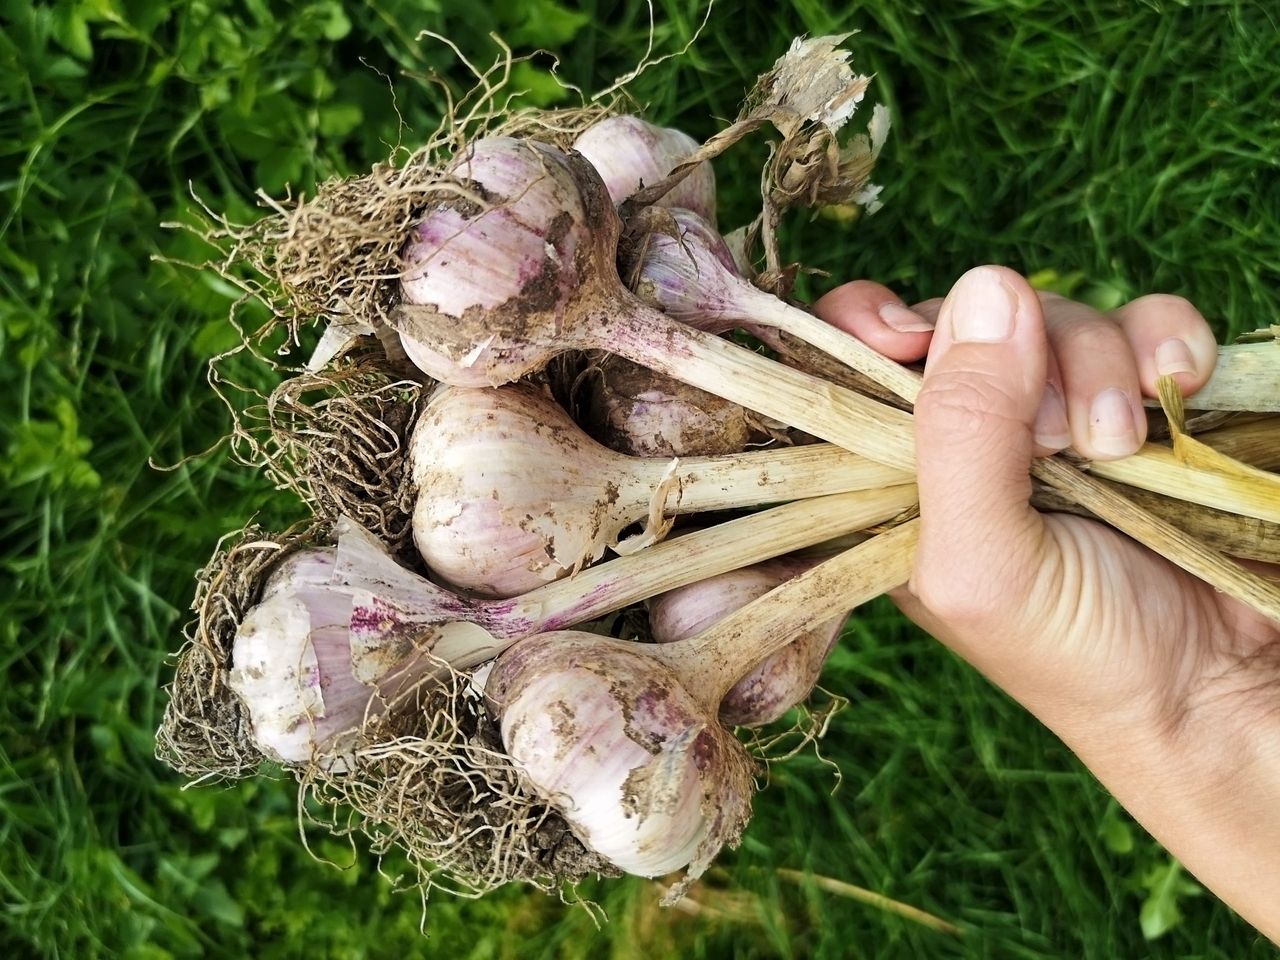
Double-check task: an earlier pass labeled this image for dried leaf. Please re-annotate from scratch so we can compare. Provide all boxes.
[307,316,376,371]
[1158,375,1280,486]
[745,34,871,136]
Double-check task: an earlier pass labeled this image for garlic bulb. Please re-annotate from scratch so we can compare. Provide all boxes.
[627,206,747,333]
[228,548,373,765]
[579,356,772,458]
[409,381,911,597]
[390,135,919,473]
[486,631,753,878]
[572,115,717,223]
[228,489,916,762]
[396,137,595,387]
[486,519,920,889]
[625,206,927,405]
[648,559,844,727]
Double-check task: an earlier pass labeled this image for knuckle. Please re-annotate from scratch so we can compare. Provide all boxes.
[1122,293,1204,327]
[915,373,1024,437]
[1047,308,1126,351]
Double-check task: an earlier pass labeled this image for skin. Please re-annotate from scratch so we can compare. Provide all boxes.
[815,267,1280,942]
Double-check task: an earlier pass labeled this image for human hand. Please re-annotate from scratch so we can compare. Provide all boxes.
[815,267,1280,942]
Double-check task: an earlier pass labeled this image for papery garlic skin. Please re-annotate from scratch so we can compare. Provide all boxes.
[397,138,594,386]
[628,207,748,332]
[648,560,843,727]
[487,631,752,879]
[573,115,717,223]
[408,382,637,598]
[228,549,374,765]
[581,356,763,458]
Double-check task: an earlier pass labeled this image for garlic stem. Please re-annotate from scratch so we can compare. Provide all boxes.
[593,299,918,470]
[528,485,918,637]
[1196,417,1280,469]
[639,442,908,509]
[628,207,922,404]
[732,280,925,405]
[1085,444,1280,524]
[652,519,921,707]
[410,382,910,597]
[347,484,921,680]
[1168,343,1280,412]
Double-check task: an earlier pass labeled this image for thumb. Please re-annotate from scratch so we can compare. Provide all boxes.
[905,266,1051,631]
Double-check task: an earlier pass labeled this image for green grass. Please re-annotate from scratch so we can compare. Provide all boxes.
[3,0,1278,956]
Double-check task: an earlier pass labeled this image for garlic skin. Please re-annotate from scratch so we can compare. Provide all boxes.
[647,560,844,727]
[627,207,751,333]
[573,115,717,223]
[409,382,634,598]
[397,138,595,386]
[486,631,753,880]
[228,548,373,765]
[409,379,909,598]
[580,356,764,458]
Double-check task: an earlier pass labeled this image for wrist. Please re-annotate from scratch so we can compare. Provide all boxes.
[1057,645,1280,944]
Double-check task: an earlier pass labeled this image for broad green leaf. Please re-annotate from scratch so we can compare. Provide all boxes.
[51,3,93,60]
[509,61,570,107]
[506,0,590,48]
[1138,859,1202,940]
[318,101,363,137]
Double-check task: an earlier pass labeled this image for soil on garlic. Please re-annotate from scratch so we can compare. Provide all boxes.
[304,664,618,893]
[157,523,317,779]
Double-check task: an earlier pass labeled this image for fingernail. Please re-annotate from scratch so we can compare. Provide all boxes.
[878,302,934,333]
[1088,388,1139,457]
[1155,337,1196,377]
[946,267,1017,343]
[1033,384,1071,450]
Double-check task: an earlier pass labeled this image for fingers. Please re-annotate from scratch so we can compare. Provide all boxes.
[1040,296,1148,460]
[910,298,943,326]
[813,280,934,362]
[910,266,1049,626]
[1110,294,1218,397]
[826,277,1213,463]
[1031,349,1070,456]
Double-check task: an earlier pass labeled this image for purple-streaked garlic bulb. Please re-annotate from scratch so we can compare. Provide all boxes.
[628,208,745,333]
[390,136,918,473]
[485,520,920,890]
[580,356,775,458]
[408,381,910,598]
[225,488,919,762]
[228,548,375,765]
[580,361,755,458]
[625,207,926,405]
[486,631,753,880]
[648,558,844,726]
[572,115,717,223]
[396,138,595,387]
